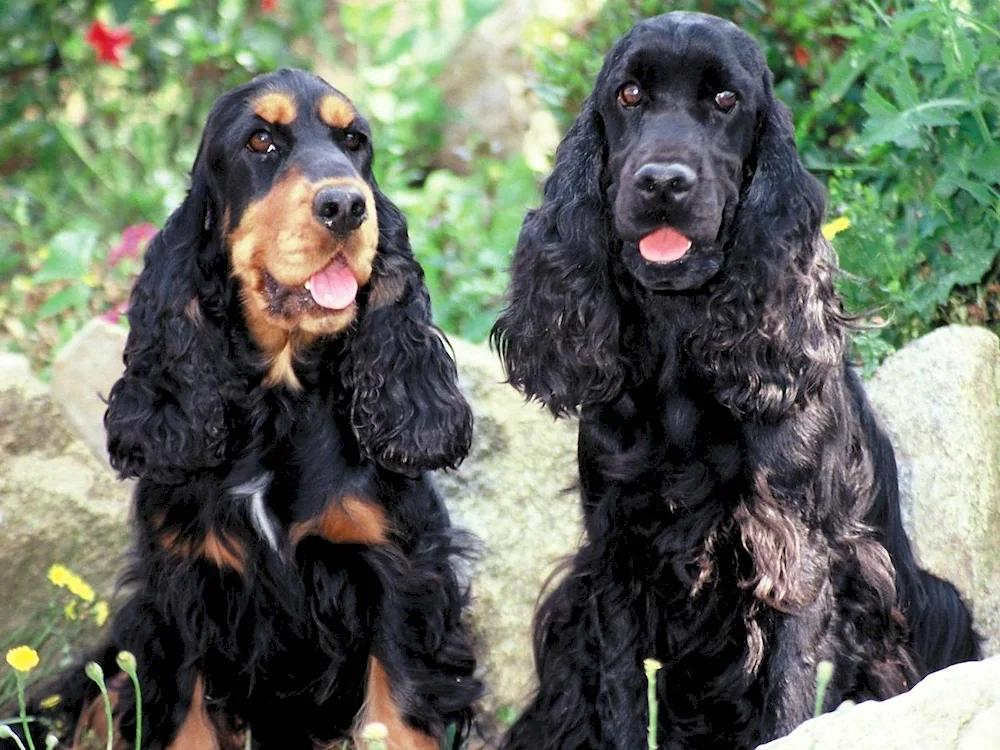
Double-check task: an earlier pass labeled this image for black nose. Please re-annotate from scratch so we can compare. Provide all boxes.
[312,186,367,235]
[634,162,697,203]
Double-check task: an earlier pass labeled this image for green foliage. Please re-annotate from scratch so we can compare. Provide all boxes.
[0,0,342,366]
[393,155,537,341]
[824,0,1000,357]
[0,0,535,365]
[336,0,534,338]
[2,0,997,372]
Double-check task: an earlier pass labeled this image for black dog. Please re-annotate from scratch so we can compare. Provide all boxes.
[492,13,979,749]
[12,69,480,749]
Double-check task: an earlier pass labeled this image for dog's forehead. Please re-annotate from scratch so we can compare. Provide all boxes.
[604,11,765,81]
[208,69,363,132]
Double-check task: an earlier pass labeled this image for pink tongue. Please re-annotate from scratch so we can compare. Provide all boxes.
[308,257,358,310]
[639,226,692,263]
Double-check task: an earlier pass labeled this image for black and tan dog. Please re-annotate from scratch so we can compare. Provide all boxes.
[10,69,480,749]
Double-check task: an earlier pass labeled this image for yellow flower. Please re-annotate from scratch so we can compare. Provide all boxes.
[67,574,96,603]
[821,216,851,240]
[48,564,74,588]
[6,646,40,673]
[93,601,110,627]
[39,694,62,710]
[64,599,78,621]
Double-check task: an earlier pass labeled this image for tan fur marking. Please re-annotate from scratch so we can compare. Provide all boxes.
[159,530,247,573]
[252,91,297,125]
[200,531,247,573]
[290,496,388,546]
[228,169,378,386]
[318,94,355,129]
[264,340,302,391]
[354,658,439,750]
[165,678,221,750]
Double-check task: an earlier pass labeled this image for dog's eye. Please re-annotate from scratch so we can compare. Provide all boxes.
[247,130,276,154]
[617,83,643,108]
[344,131,364,151]
[714,90,738,112]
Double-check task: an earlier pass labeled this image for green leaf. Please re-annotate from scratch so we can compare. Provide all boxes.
[812,46,875,107]
[33,229,98,284]
[111,0,140,23]
[855,95,975,149]
[37,284,90,319]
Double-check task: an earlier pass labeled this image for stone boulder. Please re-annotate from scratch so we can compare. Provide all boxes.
[440,339,581,715]
[5,321,997,719]
[759,657,1000,749]
[50,318,128,465]
[0,352,131,639]
[867,325,1000,655]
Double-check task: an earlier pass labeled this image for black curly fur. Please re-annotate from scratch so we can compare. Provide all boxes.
[5,69,479,749]
[492,13,980,749]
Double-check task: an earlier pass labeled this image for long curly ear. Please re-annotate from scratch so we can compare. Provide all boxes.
[694,89,845,421]
[490,97,624,417]
[105,157,239,483]
[343,190,473,476]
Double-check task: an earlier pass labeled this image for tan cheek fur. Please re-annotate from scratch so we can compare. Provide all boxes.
[227,170,379,390]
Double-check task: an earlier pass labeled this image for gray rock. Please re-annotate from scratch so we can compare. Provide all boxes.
[50,318,128,466]
[440,339,581,715]
[867,325,1000,655]
[0,352,131,640]
[759,657,1000,749]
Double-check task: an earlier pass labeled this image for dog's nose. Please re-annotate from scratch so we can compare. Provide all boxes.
[634,162,697,203]
[312,186,367,235]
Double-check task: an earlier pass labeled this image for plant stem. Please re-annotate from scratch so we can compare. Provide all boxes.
[15,675,36,750]
[84,663,113,750]
[813,660,835,718]
[0,724,28,750]
[643,658,662,750]
[116,652,142,750]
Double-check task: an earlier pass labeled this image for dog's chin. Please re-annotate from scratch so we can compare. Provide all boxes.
[258,267,360,336]
[621,242,724,291]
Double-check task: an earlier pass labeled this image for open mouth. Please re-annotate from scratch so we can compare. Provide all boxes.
[638,226,692,263]
[264,256,359,317]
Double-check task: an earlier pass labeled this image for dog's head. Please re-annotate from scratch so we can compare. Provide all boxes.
[106,69,472,482]
[199,70,379,344]
[493,12,829,416]
[599,12,772,291]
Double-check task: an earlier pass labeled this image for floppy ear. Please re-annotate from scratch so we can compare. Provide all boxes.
[342,190,473,476]
[695,91,846,421]
[105,156,240,484]
[490,97,625,417]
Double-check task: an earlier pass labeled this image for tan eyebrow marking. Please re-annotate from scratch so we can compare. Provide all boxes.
[318,94,355,129]
[252,91,297,125]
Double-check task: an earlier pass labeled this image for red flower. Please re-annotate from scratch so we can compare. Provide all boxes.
[793,44,811,68]
[108,223,158,267]
[85,21,134,66]
[101,300,129,325]
[260,0,279,13]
